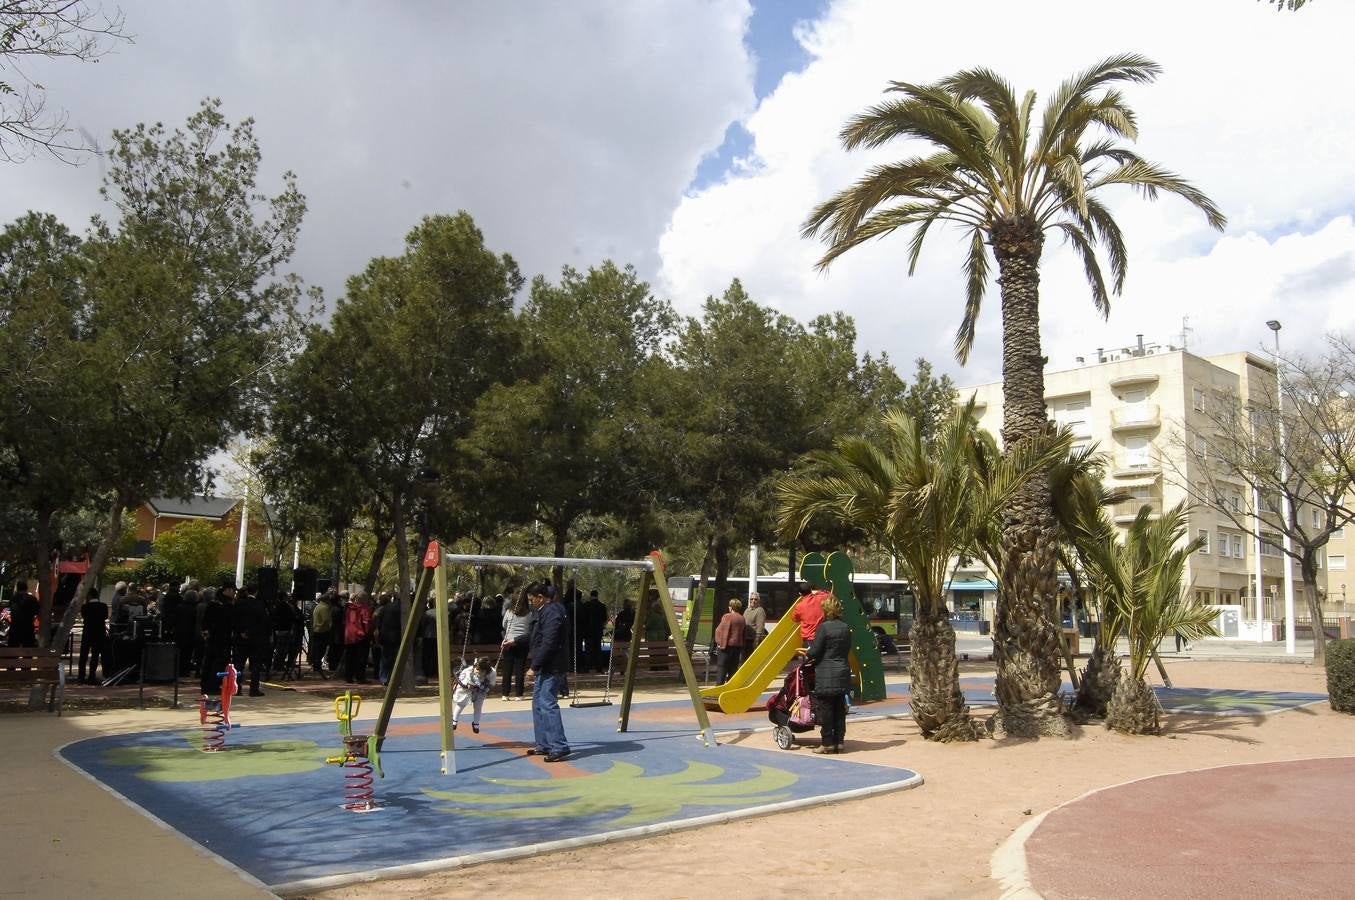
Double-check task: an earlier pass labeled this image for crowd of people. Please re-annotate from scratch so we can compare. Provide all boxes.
[55,577,644,704]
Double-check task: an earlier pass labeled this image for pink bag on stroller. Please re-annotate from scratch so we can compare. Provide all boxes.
[788,666,815,727]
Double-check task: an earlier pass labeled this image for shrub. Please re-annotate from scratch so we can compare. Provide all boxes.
[1328,639,1355,714]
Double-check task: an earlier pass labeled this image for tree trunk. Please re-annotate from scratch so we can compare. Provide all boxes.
[32,507,54,647]
[1074,642,1121,720]
[687,533,715,654]
[331,528,343,585]
[363,530,391,594]
[1300,551,1326,666]
[908,605,980,741]
[990,222,1071,738]
[1104,672,1161,735]
[390,490,416,691]
[35,493,127,707]
[552,523,568,594]
[713,535,730,623]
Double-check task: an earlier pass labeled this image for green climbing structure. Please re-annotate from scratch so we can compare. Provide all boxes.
[799,550,887,703]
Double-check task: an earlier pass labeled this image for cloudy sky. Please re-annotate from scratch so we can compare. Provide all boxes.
[3,0,1352,390]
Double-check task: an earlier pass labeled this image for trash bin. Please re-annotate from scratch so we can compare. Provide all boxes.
[978,620,991,636]
[1079,620,1096,638]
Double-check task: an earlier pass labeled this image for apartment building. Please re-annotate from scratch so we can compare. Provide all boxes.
[960,337,1305,639]
[1325,504,1354,618]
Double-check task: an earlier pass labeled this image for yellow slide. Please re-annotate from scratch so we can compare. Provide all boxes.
[699,601,805,714]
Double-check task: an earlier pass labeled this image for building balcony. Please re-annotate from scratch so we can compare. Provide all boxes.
[1109,373,1160,389]
[1110,457,1162,479]
[1113,497,1162,524]
[1110,403,1161,432]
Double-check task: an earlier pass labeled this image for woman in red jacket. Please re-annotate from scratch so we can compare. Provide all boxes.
[343,592,374,684]
[714,597,747,684]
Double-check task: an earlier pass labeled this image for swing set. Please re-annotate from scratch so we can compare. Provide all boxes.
[370,546,713,776]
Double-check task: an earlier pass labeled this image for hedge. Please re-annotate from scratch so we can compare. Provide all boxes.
[1328,639,1355,714]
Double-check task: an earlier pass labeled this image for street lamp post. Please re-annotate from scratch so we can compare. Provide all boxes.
[1267,320,1297,655]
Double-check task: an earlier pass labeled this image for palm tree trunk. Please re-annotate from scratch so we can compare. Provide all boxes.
[1105,672,1161,735]
[1074,641,1121,719]
[908,607,979,742]
[990,222,1072,738]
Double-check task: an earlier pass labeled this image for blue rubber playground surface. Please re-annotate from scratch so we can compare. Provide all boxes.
[59,697,922,893]
[55,679,1325,892]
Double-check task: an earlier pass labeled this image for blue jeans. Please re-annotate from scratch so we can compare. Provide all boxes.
[532,670,570,755]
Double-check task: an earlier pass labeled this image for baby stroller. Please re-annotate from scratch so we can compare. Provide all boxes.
[767,658,816,750]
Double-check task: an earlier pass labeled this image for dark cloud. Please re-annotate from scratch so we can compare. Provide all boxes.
[0,1,755,307]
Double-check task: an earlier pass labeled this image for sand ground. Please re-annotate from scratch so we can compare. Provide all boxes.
[8,660,1348,899]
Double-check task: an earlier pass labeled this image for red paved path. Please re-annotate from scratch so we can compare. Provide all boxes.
[1025,757,1355,899]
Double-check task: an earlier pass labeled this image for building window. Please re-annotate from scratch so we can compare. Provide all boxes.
[1232,534,1243,559]
[1334,527,1345,540]
[1331,555,1347,571]
[1193,387,1206,412]
[1195,436,1207,459]
[1125,436,1151,468]
[1230,491,1243,513]
[1312,508,1322,529]
[1221,591,1234,605]
[1198,529,1210,554]
[1195,589,1213,605]
[1218,531,1230,558]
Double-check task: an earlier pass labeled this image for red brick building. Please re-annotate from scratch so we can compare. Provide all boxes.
[128,495,267,565]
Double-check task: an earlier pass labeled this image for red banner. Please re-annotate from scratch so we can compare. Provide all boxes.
[422,541,440,568]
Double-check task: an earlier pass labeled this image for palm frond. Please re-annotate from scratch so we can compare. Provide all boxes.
[955,228,990,363]
[1036,53,1161,163]
[1088,160,1227,230]
[1054,222,1110,318]
[1082,196,1128,294]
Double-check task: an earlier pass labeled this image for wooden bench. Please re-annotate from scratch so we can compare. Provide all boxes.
[0,647,65,714]
[624,639,682,676]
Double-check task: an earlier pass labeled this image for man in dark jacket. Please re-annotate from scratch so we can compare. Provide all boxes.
[199,587,233,695]
[230,583,270,697]
[78,588,108,683]
[5,580,39,647]
[177,581,200,676]
[581,590,607,672]
[526,582,571,761]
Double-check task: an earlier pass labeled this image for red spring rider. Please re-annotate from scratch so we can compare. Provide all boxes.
[200,664,240,752]
[325,691,383,812]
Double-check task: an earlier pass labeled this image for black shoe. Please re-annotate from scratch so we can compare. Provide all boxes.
[526,748,546,756]
[249,690,264,697]
[472,723,480,734]
[544,751,571,763]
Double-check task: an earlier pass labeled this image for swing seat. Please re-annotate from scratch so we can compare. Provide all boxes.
[569,698,614,708]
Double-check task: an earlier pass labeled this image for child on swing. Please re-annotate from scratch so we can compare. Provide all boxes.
[452,657,497,733]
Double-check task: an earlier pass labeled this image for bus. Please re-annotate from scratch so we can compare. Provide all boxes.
[668,572,916,646]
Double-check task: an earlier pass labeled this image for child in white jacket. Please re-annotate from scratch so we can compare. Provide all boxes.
[452,657,497,733]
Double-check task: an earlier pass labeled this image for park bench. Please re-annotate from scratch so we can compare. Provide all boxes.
[0,647,65,714]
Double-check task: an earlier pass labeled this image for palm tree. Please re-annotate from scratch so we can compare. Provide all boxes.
[1054,461,1130,718]
[803,54,1225,737]
[775,403,1068,741]
[1075,503,1220,734]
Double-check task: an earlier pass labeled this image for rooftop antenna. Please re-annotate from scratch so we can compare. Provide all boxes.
[1179,315,1193,351]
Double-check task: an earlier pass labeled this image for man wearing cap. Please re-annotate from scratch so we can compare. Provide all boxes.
[526,582,571,762]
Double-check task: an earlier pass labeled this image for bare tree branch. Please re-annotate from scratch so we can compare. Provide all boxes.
[1,1,131,163]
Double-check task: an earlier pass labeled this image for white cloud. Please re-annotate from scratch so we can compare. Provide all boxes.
[0,0,756,299]
[658,0,1355,387]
